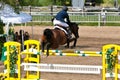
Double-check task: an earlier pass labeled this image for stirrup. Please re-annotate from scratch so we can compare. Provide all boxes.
[66,27,71,34]
[67,34,72,39]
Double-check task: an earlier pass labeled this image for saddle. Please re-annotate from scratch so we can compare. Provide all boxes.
[54,24,72,39]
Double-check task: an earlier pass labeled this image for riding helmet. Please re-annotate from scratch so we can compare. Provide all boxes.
[62,6,68,11]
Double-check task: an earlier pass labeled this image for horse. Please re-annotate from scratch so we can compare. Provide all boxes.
[40,22,79,56]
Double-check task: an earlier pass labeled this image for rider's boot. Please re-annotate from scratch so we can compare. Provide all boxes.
[66,28,72,39]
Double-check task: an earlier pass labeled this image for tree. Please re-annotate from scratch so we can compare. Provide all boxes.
[0,0,21,13]
[0,0,18,7]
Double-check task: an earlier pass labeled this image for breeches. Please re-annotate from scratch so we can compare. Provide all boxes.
[53,19,69,28]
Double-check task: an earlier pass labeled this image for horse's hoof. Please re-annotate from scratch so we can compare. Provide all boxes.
[46,53,49,56]
[70,46,75,49]
[64,45,69,48]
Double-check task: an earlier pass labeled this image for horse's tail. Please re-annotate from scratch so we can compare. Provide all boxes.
[44,28,53,42]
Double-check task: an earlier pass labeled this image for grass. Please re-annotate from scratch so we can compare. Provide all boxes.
[79,23,120,26]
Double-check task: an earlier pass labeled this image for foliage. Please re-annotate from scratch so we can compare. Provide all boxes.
[19,0,71,6]
[0,0,71,6]
[38,0,53,6]
[1,0,120,7]
[52,0,71,6]
[0,0,20,14]
[106,47,117,77]
[101,0,120,7]
[19,0,40,6]
[95,0,103,3]
[0,0,18,7]
[9,46,18,77]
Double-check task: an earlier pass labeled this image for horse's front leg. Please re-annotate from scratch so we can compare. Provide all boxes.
[65,39,70,48]
[72,38,77,48]
[46,43,51,57]
[67,38,76,48]
[41,42,45,54]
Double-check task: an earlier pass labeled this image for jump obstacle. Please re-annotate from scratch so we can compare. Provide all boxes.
[0,40,120,80]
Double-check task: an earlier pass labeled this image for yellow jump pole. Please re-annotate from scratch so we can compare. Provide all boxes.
[42,50,102,55]
[43,52,102,57]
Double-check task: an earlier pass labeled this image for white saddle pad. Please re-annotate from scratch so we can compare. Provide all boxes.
[54,26,68,34]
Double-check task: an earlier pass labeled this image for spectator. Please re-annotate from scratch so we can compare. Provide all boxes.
[14,32,19,42]
[24,31,30,41]
[101,10,107,26]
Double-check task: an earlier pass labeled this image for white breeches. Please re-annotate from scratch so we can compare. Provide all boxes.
[53,19,69,28]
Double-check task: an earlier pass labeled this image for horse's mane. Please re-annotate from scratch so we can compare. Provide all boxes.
[69,22,78,27]
[44,28,53,42]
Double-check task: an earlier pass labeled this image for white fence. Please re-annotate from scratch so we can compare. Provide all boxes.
[26,11,120,26]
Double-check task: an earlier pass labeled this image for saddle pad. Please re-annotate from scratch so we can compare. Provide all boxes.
[54,26,68,34]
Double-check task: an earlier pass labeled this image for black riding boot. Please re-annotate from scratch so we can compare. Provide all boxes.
[66,28,72,39]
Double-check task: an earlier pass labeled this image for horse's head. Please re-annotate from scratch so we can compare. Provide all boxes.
[69,22,79,38]
[41,28,53,56]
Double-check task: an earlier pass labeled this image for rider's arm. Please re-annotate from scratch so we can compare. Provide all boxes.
[66,13,70,23]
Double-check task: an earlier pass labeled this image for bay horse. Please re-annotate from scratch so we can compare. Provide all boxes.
[41,22,79,56]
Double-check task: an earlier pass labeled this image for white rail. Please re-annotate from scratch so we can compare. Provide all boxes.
[21,63,102,74]
[106,73,120,78]
[24,11,120,27]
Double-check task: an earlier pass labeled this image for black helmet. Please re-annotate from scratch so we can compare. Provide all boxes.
[62,6,68,11]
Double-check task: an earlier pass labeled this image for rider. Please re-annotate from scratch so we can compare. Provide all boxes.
[53,6,71,39]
